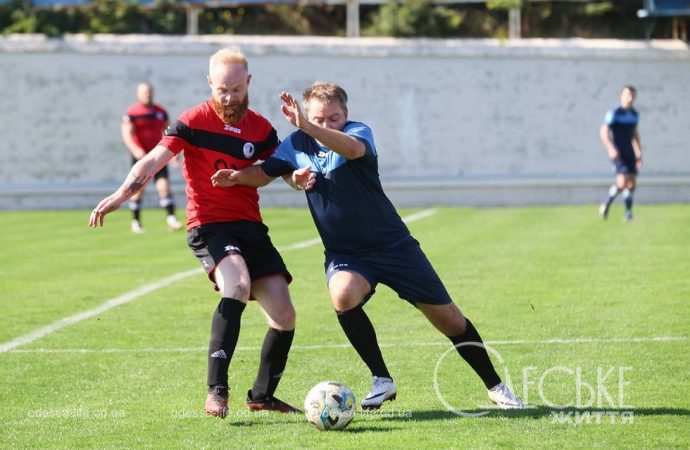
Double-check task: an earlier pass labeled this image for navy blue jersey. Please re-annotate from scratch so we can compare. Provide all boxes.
[604,107,639,162]
[262,121,411,254]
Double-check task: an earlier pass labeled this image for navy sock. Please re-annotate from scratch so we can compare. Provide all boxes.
[623,189,634,212]
[605,184,620,208]
[448,318,501,389]
[337,305,391,379]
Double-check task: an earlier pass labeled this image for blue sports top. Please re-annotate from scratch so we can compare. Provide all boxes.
[604,106,639,161]
[262,121,411,254]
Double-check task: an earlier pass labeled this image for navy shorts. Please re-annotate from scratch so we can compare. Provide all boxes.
[612,158,637,175]
[325,237,452,306]
[131,156,168,181]
[187,221,292,290]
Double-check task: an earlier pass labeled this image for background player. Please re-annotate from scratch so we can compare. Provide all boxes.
[599,85,643,222]
[122,82,182,233]
[211,82,524,410]
[91,50,299,418]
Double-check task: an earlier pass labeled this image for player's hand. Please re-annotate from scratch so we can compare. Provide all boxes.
[89,193,124,227]
[292,167,316,191]
[607,148,619,161]
[211,169,240,187]
[280,91,306,129]
[636,158,642,170]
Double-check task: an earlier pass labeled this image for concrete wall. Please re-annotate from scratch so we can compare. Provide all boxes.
[1,35,689,208]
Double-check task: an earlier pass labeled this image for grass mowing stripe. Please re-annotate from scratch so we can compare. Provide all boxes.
[7,335,687,353]
[0,208,437,353]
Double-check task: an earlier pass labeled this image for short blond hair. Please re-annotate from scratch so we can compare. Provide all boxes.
[209,48,248,74]
[303,82,348,114]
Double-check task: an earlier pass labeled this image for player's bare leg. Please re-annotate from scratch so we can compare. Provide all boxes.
[417,302,524,409]
[155,177,182,231]
[329,271,397,409]
[204,255,250,419]
[246,275,300,413]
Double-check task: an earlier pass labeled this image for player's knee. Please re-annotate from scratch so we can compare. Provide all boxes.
[223,281,250,301]
[330,292,361,313]
[272,304,296,330]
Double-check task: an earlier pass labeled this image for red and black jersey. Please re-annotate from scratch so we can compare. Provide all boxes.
[159,101,279,229]
[125,103,169,152]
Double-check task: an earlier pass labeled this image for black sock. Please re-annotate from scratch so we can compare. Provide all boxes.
[623,189,634,212]
[160,196,175,216]
[251,328,295,400]
[208,298,246,388]
[448,318,501,390]
[336,305,391,379]
[129,199,142,222]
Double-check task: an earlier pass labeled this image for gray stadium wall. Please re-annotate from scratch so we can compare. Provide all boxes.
[1,35,689,209]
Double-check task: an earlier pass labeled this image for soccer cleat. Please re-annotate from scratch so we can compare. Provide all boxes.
[205,385,229,418]
[598,203,610,220]
[624,211,633,222]
[245,390,302,414]
[361,376,397,410]
[166,215,183,231]
[488,383,524,409]
[131,220,144,234]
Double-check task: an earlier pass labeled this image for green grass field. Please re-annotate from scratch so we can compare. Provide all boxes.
[1,205,689,449]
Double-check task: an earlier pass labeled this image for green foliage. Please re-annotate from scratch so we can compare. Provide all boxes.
[365,0,464,38]
[584,1,614,16]
[147,0,185,34]
[487,0,521,10]
[0,0,680,39]
[87,0,145,33]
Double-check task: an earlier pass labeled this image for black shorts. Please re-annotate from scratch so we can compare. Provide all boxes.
[325,237,452,306]
[131,156,168,181]
[612,158,638,175]
[187,221,292,290]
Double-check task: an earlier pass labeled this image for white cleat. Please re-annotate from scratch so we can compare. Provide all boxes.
[488,383,524,409]
[131,220,145,234]
[166,215,183,231]
[361,376,397,410]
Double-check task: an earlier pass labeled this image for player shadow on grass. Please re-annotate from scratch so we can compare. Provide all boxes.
[376,406,690,422]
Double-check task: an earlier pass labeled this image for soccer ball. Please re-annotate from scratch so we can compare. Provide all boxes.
[304,381,356,431]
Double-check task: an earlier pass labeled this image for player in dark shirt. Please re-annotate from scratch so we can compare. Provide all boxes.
[212,82,524,410]
[91,50,300,418]
[599,85,643,222]
[122,82,182,233]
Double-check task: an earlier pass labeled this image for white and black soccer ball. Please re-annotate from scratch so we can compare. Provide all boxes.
[304,381,356,431]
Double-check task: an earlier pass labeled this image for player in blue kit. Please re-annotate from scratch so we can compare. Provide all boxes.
[211,82,523,410]
[599,85,643,222]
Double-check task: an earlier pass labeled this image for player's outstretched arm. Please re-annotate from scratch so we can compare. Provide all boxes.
[89,145,175,227]
[211,165,275,188]
[280,91,365,160]
[599,124,618,160]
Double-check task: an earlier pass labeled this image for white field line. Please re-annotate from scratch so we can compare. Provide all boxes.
[6,336,687,354]
[0,209,438,353]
